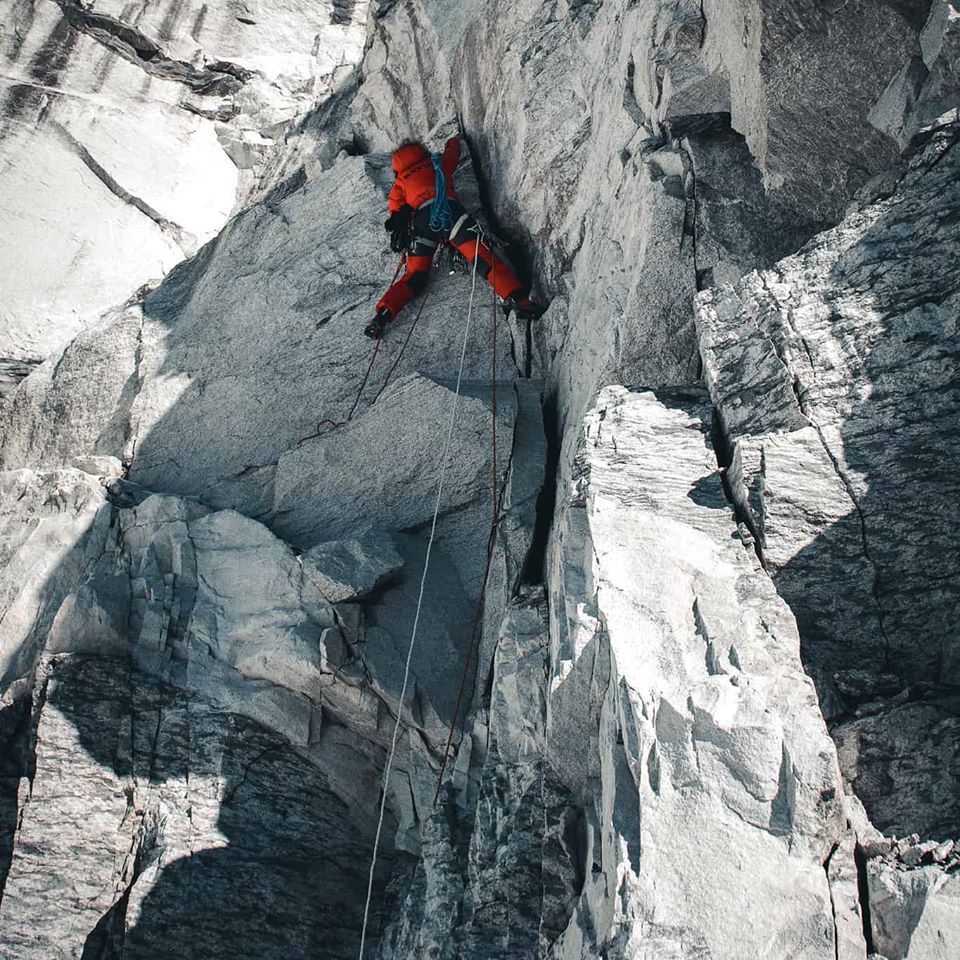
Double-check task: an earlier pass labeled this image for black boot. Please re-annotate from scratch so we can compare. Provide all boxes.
[503,294,546,321]
[364,308,392,339]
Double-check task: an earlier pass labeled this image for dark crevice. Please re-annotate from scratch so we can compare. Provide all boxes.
[80,886,132,960]
[458,126,536,293]
[521,390,560,586]
[0,357,42,399]
[0,670,51,907]
[452,126,558,589]
[853,842,877,954]
[622,56,648,128]
[0,695,33,904]
[707,406,766,565]
[331,0,358,26]
[822,842,841,960]
[50,0,253,94]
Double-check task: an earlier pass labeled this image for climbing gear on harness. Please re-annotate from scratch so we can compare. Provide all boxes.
[503,293,546,321]
[364,308,392,339]
[437,242,469,275]
[385,204,414,253]
[428,152,454,233]
[448,210,472,245]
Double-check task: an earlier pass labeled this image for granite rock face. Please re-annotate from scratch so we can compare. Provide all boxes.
[0,120,547,957]
[0,0,369,382]
[2,1,960,958]
[697,128,960,840]
[544,385,858,960]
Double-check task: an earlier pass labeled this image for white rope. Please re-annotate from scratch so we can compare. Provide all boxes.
[357,234,485,959]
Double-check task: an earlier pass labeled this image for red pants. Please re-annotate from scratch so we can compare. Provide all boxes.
[377,235,524,317]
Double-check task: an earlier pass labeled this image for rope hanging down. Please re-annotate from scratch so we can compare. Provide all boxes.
[298,255,431,442]
[357,235,486,960]
[433,240,504,803]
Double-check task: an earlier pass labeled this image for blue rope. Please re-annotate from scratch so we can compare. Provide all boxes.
[429,153,453,232]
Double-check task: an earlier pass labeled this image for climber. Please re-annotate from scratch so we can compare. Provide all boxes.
[365,136,545,338]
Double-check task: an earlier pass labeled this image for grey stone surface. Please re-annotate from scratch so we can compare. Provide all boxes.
[272,374,516,547]
[301,534,404,603]
[697,127,960,839]
[0,0,369,370]
[0,656,386,960]
[700,0,923,222]
[866,854,960,960]
[0,117,543,960]
[545,385,853,959]
[870,1,960,150]
[2,0,960,957]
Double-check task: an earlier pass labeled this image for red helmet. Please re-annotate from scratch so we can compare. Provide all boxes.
[392,142,428,173]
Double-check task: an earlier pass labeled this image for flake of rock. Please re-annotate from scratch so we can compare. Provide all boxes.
[867,856,960,959]
[273,374,515,547]
[699,0,922,221]
[861,838,896,860]
[870,0,960,149]
[70,455,124,479]
[935,841,956,862]
[0,468,113,686]
[697,128,960,837]
[834,671,905,701]
[301,535,404,603]
[545,385,849,959]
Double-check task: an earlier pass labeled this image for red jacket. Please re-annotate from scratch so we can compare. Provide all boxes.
[387,137,460,213]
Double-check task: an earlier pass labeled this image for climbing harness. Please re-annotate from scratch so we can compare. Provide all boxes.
[448,210,472,245]
[357,233,487,960]
[428,152,454,233]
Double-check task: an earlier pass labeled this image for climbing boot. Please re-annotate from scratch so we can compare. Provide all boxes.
[503,295,546,321]
[364,308,392,340]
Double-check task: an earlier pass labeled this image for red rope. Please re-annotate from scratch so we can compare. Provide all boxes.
[311,337,382,433]
[370,273,432,405]
[492,245,498,531]
[297,255,409,444]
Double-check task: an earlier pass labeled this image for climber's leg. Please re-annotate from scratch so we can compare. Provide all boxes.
[449,217,524,300]
[376,253,433,317]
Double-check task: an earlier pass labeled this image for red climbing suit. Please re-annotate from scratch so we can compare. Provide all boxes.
[387,138,460,213]
[377,137,525,318]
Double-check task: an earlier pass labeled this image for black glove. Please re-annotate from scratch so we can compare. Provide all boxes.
[384,205,412,232]
[384,205,413,252]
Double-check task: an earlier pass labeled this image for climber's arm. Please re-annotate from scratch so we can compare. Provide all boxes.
[387,177,407,213]
[441,136,461,178]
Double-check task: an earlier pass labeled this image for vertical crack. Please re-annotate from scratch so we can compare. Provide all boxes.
[853,842,877,955]
[760,277,894,666]
[822,842,841,960]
